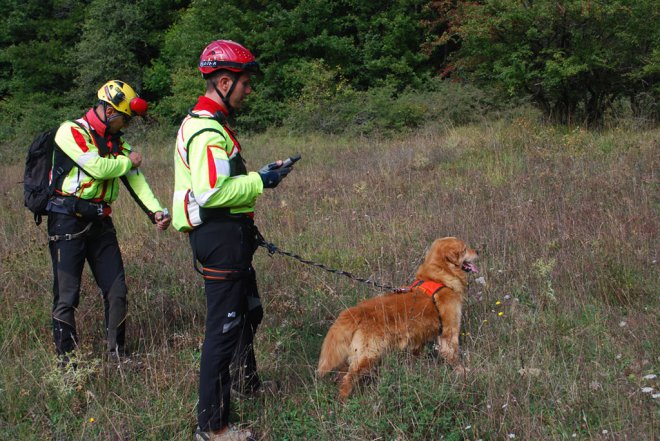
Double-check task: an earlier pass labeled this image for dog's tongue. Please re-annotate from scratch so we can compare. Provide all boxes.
[462,261,478,273]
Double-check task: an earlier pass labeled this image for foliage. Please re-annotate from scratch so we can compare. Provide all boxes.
[147,0,442,129]
[284,75,493,135]
[442,0,659,126]
[0,0,187,140]
[0,0,657,142]
[73,0,145,102]
[0,0,85,98]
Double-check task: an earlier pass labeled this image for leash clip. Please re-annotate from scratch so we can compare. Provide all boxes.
[265,242,277,255]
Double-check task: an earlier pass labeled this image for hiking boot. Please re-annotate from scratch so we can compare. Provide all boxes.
[194,426,253,441]
[232,380,279,400]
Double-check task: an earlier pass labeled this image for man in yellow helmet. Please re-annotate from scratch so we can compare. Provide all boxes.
[47,80,170,362]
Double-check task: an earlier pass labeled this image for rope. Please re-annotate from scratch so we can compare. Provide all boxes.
[256,236,409,293]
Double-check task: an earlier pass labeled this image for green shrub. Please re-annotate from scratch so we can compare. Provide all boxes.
[0,94,83,163]
[283,79,493,135]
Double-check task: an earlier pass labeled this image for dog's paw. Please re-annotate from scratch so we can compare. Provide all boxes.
[332,371,347,383]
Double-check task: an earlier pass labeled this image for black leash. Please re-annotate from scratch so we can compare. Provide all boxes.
[256,233,409,293]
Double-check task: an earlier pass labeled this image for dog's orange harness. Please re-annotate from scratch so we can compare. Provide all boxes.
[409,279,445,297]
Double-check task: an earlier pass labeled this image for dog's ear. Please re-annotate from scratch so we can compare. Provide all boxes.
[445,247,462,267]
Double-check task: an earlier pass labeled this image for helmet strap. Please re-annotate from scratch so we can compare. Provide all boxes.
[98,101,112,130]
[97,101,124,134]
[212,72,238,116]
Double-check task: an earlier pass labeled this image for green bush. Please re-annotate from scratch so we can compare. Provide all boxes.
[0,94,83,163]
[448,0,659,126]
[283,79,494,135]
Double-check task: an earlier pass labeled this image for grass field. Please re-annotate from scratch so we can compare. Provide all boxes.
[0,115,657,440]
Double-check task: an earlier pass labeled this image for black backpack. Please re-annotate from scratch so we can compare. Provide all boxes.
[23,123,80,225]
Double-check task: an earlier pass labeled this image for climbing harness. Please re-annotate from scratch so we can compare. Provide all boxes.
[48,221,93,242]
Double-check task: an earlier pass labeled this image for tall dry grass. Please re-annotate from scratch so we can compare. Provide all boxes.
[0,116,657,440]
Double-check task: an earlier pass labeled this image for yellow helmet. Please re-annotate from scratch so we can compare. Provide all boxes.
[97,80,148,117]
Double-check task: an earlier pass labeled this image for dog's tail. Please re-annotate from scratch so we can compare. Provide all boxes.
[317,315,354,377]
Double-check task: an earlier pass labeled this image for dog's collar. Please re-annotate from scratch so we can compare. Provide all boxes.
[409,279,445,298]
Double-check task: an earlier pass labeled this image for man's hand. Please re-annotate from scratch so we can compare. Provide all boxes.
[258,160,283,173]
[129,151,142,169]
[154,211,171,230]
[258,159,292,189]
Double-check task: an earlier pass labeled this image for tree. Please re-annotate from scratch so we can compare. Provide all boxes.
[73,0,189,103]
[444,0,659,126]
[0,0,85,100]
[148,0,442,129]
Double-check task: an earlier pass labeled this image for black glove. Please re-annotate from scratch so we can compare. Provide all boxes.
[258,162,292,188]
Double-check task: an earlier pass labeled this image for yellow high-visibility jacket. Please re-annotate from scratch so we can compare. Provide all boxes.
[172,96,263,232]
[52,108,163,221]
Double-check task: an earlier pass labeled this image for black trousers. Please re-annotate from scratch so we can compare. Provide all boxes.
[190,217,264,432]
[48,212,128,355]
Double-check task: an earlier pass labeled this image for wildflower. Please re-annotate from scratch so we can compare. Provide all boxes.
[483,319,488,324]
[504,294,511,300]
[465,425,472,430]
[602,430,608,435]
[619,321,627,327]
[496,301,501,305]
[652,393,660,399]
[643,374,656,380]
[475,276,486,285]
[641,387,653,393]
[89,418,95,423]
[508,434,516,439]
[498,312,504,317]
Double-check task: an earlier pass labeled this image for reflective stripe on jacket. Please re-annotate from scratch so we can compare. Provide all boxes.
[172,98,263,232]
[52,109,164,221]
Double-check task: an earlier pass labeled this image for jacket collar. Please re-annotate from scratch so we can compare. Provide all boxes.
[193,95,229,117]
[83,107,124,139]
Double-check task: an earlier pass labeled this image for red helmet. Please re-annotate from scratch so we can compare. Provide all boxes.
[199,40,260,77]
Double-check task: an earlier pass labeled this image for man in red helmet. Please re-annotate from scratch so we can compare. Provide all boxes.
[172,40,295,441]
[48,80,171,362]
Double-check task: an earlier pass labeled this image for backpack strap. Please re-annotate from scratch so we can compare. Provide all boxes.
[49,120,89,195]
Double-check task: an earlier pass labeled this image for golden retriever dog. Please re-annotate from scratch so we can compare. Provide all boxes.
[317,237,478,400]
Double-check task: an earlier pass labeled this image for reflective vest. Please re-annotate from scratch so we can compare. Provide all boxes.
[52,111,163,221]
[172,105,263,232]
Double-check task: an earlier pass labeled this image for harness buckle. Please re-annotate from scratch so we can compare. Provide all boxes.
[64,233,73,241]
